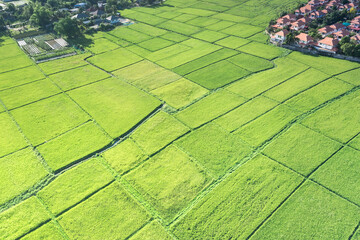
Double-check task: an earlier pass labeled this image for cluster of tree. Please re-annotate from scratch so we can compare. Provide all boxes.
[339,35,360,57]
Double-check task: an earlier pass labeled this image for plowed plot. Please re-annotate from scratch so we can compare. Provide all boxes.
[58,182,150,239]
[0,66,45,91]
[11,94,89,146]
[87,48,142,72]
[37,158,114,215]
[312,147,360,205]
[0,112,28,157]
[68,78,161,138]
[251,181,360,239]
[0,148,47,205]
[186,60,251,89]
[175,123,251,177]
[263,124,341,175]
[49,64,110,91]
[302,90,360,143]
[131,111,189,155]
[125,145,212,222]
[37,122,112,171]
[172,155,303,239]
[0,197,50,240]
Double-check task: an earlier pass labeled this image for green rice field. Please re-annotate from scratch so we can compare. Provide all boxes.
[0,0,360,238]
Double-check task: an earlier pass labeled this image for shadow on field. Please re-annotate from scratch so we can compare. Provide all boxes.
[146,3,175,9]
[68,35,94,48]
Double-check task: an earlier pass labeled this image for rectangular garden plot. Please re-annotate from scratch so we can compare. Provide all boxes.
[172,154,303,240]
[131,111,189,155]
[301,89,360,143]
[0,65,45,91]
[185,60,251,89]
[234,105,300,147]
[284,78,353,113]
[38,53,91,75]
[58,182,150,240]
[87,48,143,72]
[125,145,212,222]
[0,79,61,110]
[226,58,308,98]
[263,68,330,102]
[174,90,246,128]
[237,42,287,60]
[68,78,161,138]
[0,112,28,157]
[263,124,341,175]
[11,94,89,146]
[37,157,114,215]
[37,122,112,172]
[251,181,360,240]
[175,123,251,177]
[151,78,208,109]
[0,197,50,240]
[102,138,147,175]
[49,64,109,91]
[0,148,48,206]
[214,96,278,132]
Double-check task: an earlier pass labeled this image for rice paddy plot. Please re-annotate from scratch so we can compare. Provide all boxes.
[11,94,89,146]
[102,138,147,175]
[160,32,189,42]
[311,147,360,205]
[0,65,45,91]
[172,13,198,22]
[126,45,152,58]
[186,17,220,27]
[151,78,209,109]
[186,60,251,89]
[226,57,308,98]
[0,43,24,59]
[284,78,354,112]
[349,134,360,150]
[250,181,360,239]
[124,11,167,25]
[68,78,161,138]
[0,197,50,240]
[172,154,303,240]
[174,89,246,128]
[173,48,238,75]
[205,20,236,31]
[263,68,330,102]
[221,23,263,38]
[37,122,112,172]
[49,64,109,91]
[212,12,249,22]
[129,221,172,240]
[131,111,189,155]
[177,8,216,17]
[288,51,360,75]
[157,20,201,36]
[301,89,360,143]
[248,32,269,43]
[85,37,119,54]
[125,145,212,222]
[129,23,168,37]
[0,79,61,110]
[192,30,228,42]
[0,112,28,157]
[157,11,183,19]
[0,148,48,205]
[227,53,274,72]
[57,182,150,239]
[215,35,250,49]
[146,43,192,62]
[234,105,300,147]
[263,124,341,175]
[336,68,360,86]
[189,2,229,12]
[38,53,91,75]
[110,27,152,43]
[87,48,143,72]
[0,54,33,74]
[137,37,174,52]
[214,96,278,132]
[37,157,114,215]
[176,123,251,177]
[238,42,287,59]
[21,221,64,240]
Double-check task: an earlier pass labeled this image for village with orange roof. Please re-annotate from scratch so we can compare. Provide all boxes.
[269,0,360,56]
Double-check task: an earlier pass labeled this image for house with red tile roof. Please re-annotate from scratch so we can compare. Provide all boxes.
[295,4,316,15]
[271,29,290,43]
[318,25,335,37]
[291,20,306,30]
[330,22,346,32]
[296,33,315,45]
[282,14,297,21]
[351,34,360,43]
[276,17,292,27]
[317,37,339,52]
[333,29,351,40]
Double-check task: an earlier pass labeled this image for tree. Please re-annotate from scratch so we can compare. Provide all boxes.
[54,17,82,39]
[30,6,52,28]
[0,16,6,32]
[285,32,296,44]
[341,42,356,55]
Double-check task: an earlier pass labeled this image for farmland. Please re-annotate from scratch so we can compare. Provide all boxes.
[0,0,360,239]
